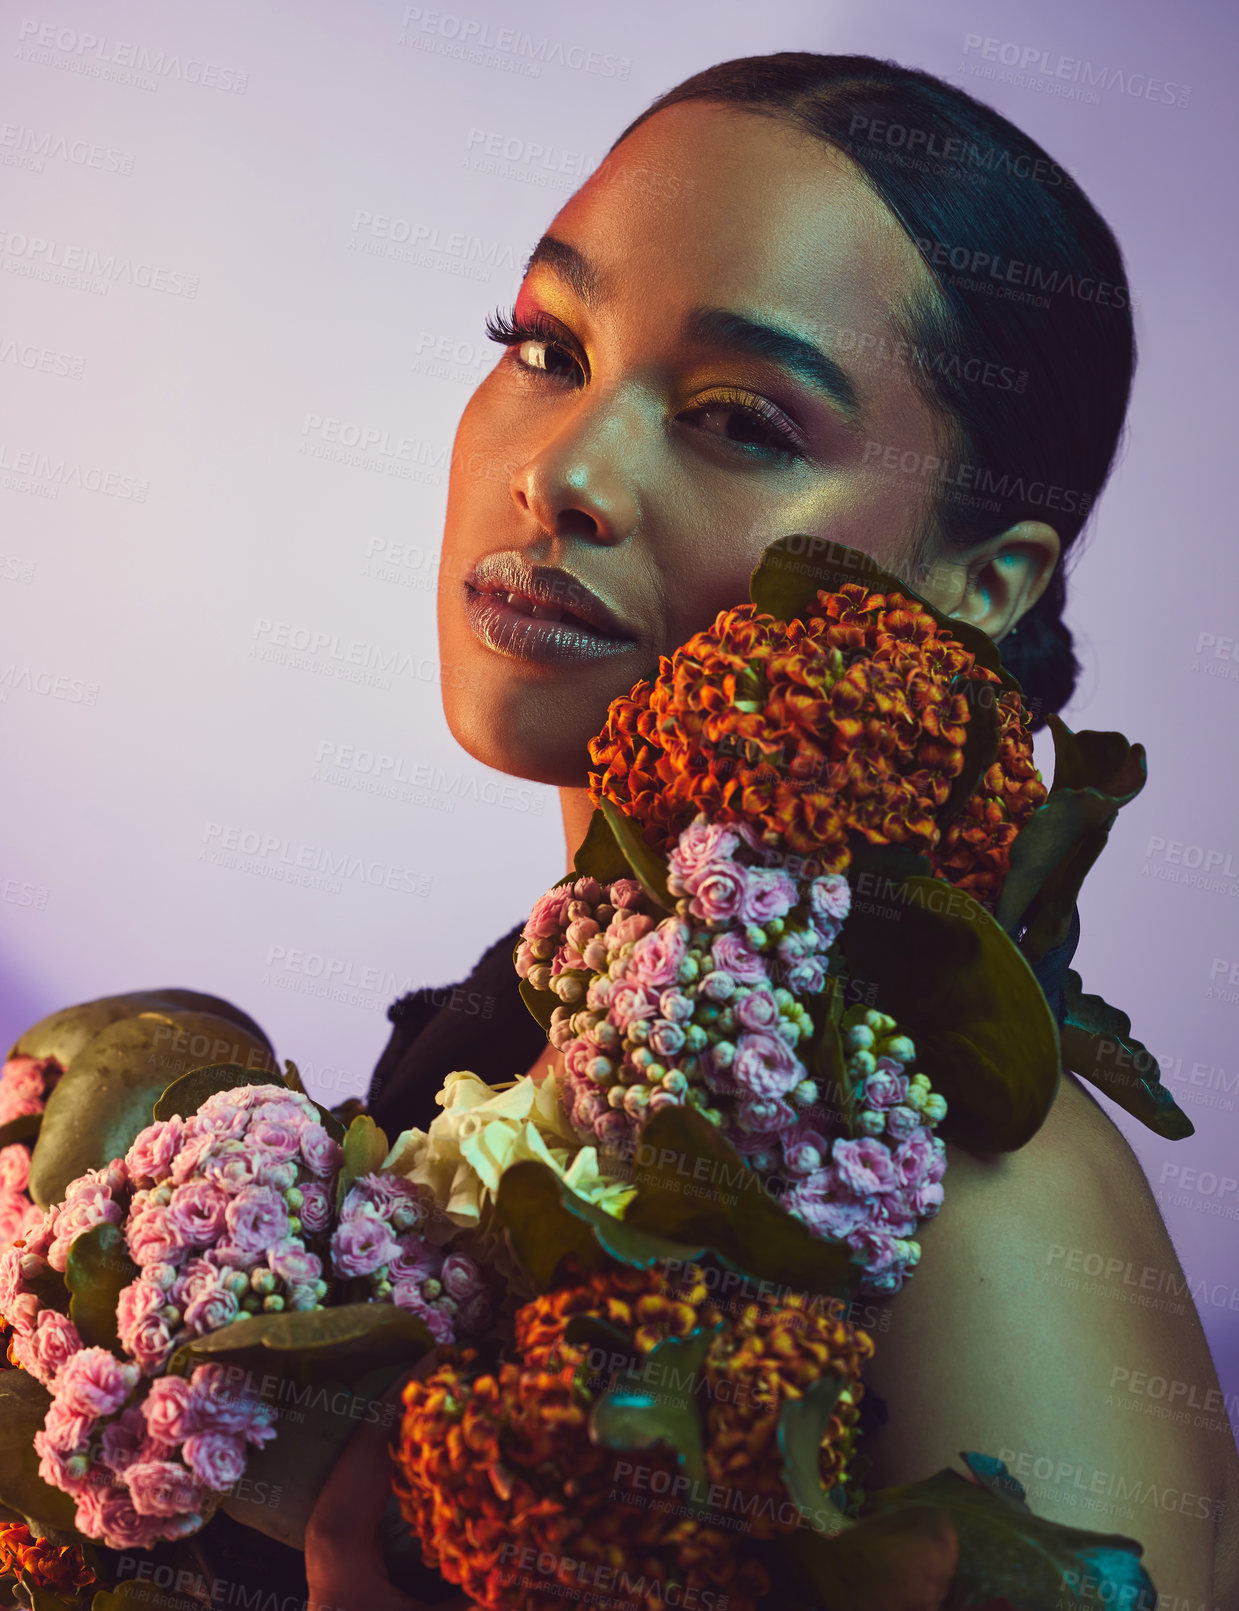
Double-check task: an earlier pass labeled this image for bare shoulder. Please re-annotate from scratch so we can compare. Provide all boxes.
[859,1073,1239,1605]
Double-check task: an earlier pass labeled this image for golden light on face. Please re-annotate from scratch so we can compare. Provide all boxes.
[437,100,952,787]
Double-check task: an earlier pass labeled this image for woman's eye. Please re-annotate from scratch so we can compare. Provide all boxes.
[681,399,804,462]
[513,337,582,381]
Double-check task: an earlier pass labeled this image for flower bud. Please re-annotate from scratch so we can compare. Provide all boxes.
[856,1109,886,1137]
[923,1093,948,1124]
[879,1035,916,1065]
[251,1268,277,1295]
[262,1294,286,1313]
[527,965,553,993]
[285,1187,304,1211]
[845,1024,874,1052]
[423,1278,442,1301]
[554,975,584,1004]
[676,956,700,985]
[683,1024,709,1054]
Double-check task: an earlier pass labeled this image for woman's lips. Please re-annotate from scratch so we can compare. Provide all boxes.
[463,583,638,665]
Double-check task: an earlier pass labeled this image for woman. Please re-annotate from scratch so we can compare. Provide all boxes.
[309,54,1239,1608]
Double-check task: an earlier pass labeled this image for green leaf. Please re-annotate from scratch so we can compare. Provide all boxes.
[623,1106,860,1297]
[22,1584,77,1611]
[997,715,1147,961]
[92,1585,159,1611]
[0,1112,42,1149]
[749,535,1023,694]
[9,989,274,1070]
[860,1460,1156,1611]
[783,1503,958,1610]
[66,1223,140,1355]
[839,872,1060,1152]
[282,1058,308,1093]
[28,1010,276,1209]
[0,1370,81,1540]
[494,1160,705,1293]
[573,808,634,884]
[167,1301,432,1381]
[1060,971,1193,1140]
[517,975,558,1035]
[599,799,675,912]
[334,1114,391,1213]
[805,979,849,1131]
[589,1324,717,1494]
[153,1062,287,1121]
[777,1374,850,1537]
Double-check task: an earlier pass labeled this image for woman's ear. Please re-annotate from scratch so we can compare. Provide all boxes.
[916,520,1061,641]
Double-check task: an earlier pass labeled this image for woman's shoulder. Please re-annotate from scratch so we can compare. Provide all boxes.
[861,1072,1238,1600]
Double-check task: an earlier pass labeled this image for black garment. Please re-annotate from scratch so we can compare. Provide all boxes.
[367,919,549,1137]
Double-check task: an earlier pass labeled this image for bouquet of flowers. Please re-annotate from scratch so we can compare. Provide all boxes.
[0,538,1185,1611]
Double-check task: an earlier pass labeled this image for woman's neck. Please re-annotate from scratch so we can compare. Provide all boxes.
[558,785,596,876]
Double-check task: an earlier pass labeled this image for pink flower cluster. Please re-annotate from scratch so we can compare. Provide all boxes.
[116,1084,342,1373]
[517,816,850,1162]
[0,1054,64,1252]
[0,1081,343,1547]
[515,814,950,1293]
[30,1353,275,1550]
[330,1174,489,1344]
[779,1012,948,1294]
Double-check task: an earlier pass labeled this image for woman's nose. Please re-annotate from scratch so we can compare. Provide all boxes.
[509,402,640,547]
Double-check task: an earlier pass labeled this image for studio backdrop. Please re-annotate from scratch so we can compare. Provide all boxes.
[2,0,1237,1414]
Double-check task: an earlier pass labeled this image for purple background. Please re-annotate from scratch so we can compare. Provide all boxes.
[2,0,1237,1415]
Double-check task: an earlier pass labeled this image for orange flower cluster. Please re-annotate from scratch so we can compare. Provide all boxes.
[0,1522,94,1600]
[393,1261,873,1611]
[587,585,1046,904]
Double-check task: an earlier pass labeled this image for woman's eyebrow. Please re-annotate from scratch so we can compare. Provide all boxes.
[683,307,863,427]
[522,233,863,428]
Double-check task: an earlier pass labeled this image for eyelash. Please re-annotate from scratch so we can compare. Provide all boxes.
[483,304,806,464]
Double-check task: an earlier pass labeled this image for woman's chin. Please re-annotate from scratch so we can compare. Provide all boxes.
[444,706,592,790]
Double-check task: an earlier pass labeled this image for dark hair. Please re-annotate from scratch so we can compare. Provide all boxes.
[608,54,1136,728]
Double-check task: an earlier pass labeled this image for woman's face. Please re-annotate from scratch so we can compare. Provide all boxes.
[438,100,953,786]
